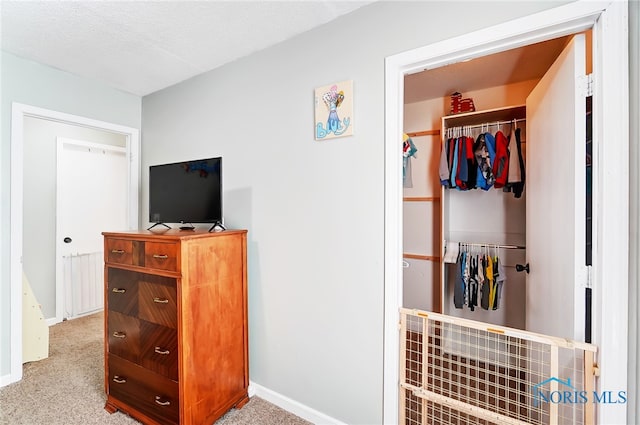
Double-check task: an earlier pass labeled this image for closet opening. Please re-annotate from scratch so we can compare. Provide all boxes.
[398,31,599,425]
[401,31,592,340]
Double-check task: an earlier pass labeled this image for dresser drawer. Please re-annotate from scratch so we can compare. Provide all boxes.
[106,238,134,266]
[144,242,178,271]
[107,269,138,316]
[139,281,177,329]
[108,311,140,363]
[140,321,179,381]
[108,355,179,425]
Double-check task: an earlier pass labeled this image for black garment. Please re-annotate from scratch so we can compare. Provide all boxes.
[454,253,465,309]
[466,136,477,190]
[504,127,526,198]
[468,256,478,311]
[480,256,490,310]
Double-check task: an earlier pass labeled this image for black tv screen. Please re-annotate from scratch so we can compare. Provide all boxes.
[149,157,222,224]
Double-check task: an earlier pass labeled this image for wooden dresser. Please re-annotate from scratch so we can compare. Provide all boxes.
[102,229,249,425]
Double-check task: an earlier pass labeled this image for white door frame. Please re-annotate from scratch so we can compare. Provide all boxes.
[8,102,140,386]
[383,1,628,424]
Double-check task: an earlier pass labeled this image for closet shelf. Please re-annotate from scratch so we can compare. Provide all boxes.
[403,253,440,262]
[444,104,526,128]
[403,196,440,202]
[406,129,440,138]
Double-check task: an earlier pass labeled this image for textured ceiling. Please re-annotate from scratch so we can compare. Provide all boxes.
[1,1,374,96]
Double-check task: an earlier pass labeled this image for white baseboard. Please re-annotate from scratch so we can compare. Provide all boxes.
[248,381,347,425]
[45,317,59,327]
[0,372,19,388]
[0,373,11,387]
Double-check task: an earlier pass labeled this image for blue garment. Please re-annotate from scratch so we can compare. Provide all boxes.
[402,137,418,187]
[451,137,459,189]
[485,132,497,165]
[474,133,496,190]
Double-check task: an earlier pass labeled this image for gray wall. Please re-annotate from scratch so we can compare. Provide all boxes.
[0,51,141,377]
[142,2,566,423]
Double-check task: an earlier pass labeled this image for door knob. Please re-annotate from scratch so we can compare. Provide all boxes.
[516,263,530,274]
[63,237,72,243]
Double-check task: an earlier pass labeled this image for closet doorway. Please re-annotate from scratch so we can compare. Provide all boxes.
[399,33,593,425]
[8,103,140,386]
[382,2,629,424]
[402,32,589,341]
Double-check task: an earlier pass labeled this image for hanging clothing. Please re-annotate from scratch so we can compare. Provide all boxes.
[402,134,418,188]
[454,252,466,309]
[480,256,491,310]
[493,131,510,188]
[456,137,469,190]
[451,137,460,189]
[451,248,507,312]
[465,136,477,190]
[468,256,478,311]
[507,128,521,185]
[474,133,495,190]
[439,138,450,186]
[489,256,499,309]
[439,120,524,196]
[504,127,526,198]
[494,259,507,310]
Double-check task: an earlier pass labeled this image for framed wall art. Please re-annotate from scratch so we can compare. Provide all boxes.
[314,80,353,140]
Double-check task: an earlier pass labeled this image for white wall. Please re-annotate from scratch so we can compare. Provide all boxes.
[0,51,141,379]
[141,2,568,423]
[22,117,127,319]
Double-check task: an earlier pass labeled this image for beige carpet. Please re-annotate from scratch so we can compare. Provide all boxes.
[0,312,310,425]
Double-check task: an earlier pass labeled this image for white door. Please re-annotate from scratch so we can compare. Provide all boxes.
[56,137,128,319]
[525,34,587,341]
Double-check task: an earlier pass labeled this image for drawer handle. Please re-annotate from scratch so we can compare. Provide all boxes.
[152,254,168,260]
[154,346,170,355]
[153,297,169,304]
[111,249,125,254]
[112,331,126,339]
[112,375,127,384]
[155,396,171,406]
[111,288,126,294]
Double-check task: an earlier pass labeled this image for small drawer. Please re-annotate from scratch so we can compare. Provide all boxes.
[107,311,140,364]
[140,321,179,381]
[144,242,178,271]
[108,355,179,425]
[139,281,177,329]
[106,238,134,266]
[107,269,138,317]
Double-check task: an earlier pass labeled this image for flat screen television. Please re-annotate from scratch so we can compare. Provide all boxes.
[148,157,222,230]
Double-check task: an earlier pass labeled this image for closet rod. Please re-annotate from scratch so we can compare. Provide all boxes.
[447,118,526,131]
[448,241,525,250]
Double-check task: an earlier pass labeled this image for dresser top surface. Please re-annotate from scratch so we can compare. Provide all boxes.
[102,228,247,241]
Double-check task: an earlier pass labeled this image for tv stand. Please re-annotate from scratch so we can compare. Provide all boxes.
[147,222,171,231]
[209,221,226,232]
